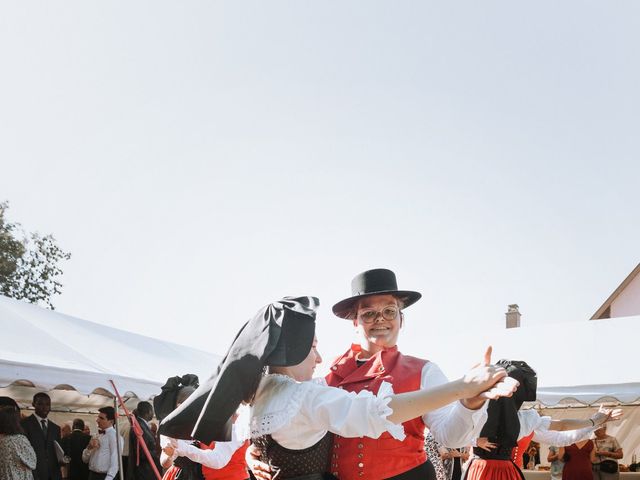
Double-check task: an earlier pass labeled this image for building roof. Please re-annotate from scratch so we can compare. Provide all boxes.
[591,263,640,320]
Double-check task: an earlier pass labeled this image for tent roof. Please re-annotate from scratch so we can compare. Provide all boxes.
[591,262,640,319]
[0,295,220,401]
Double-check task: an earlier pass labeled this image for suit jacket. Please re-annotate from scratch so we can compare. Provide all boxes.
[127,416,161,480]
[21,414,63,480]
[61,430,91,480]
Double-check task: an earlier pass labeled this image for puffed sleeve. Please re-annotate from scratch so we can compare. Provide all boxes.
[299,381,405,440]
[532,426,594,447]
[175,441,245,469]
[421,362,488,448]
[16,435,37,470]
[518,410,550,439]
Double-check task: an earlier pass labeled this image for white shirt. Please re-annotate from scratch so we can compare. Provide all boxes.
[33,414,49,431]
[82,426,123,480]
[420,362,488,448]
[248,374,409,450]
[518,409,595,445]
[160,436,245,470]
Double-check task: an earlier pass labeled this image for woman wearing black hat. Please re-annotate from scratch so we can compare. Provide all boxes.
[326,268,501,480]
[160,297,517,480]
[465,360,622,480]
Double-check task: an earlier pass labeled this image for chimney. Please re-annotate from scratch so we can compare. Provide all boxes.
[505,304,521,328]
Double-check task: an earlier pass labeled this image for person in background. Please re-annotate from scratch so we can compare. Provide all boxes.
[82,407,123,480]
[558,440,594,480]
[424,431,448,480]
[128,402,161,480]
[61,419,90,480]
[523,444,539,470]
[0,404,38,480]
[120,415,130,480]
[0,397,20,410]
[446,447,469,480]
[21,392,62,480]
[425,433,469,480]
[60,423,73,480]
[548,445,564,480]
[592,424,623,480]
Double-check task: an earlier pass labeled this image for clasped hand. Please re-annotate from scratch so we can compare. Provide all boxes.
[460,347,519,409]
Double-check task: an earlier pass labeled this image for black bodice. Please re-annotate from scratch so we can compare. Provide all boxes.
[252,433,334,480]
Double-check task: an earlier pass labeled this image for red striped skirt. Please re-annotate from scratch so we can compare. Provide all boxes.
[464,458,524,480]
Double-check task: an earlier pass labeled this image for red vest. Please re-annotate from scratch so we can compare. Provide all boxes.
[202,441,249,480]
[512,433,534,469]
[325,344,428,480]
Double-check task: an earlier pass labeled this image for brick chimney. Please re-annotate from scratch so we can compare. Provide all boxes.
[505,304,521,328]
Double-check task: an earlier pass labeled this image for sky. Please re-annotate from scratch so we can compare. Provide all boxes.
[1,1,639,381]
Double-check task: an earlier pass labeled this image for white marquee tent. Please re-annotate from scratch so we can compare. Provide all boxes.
[0,295,221,413]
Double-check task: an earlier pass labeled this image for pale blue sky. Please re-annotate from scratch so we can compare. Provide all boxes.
[1,1,639,379]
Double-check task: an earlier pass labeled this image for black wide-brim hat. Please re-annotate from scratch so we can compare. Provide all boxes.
[332,268,421,319]
[159,296,318,444]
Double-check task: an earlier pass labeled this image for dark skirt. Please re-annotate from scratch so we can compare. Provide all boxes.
[387,461,436,480]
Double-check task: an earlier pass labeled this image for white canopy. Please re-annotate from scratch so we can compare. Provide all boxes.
[0,295,221,410]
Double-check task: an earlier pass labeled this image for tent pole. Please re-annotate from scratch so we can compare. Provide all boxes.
[114,397,125,480]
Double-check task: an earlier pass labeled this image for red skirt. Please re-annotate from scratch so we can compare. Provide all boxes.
[162,465,180,480]
[464,459,524,480]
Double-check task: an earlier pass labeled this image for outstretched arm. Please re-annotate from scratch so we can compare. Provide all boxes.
[176,440,245,469]
[387,352,516,424]
[548,406,623,432]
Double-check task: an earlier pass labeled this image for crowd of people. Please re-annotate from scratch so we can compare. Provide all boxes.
[0,269,630,480]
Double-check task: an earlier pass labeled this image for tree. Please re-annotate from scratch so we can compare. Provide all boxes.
[0,201,71,309]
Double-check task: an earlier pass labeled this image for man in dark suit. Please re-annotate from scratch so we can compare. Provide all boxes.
[127,402,161,480]
[21,392,63,480]
[61,418,91,480]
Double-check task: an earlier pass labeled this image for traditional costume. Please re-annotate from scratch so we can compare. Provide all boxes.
[464,360,538,480]
[159,296,451,480]
[161,437,249,480]
[328,269,487,480]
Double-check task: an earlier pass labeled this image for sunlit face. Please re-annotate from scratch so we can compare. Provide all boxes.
[96,412,113,430]
[33,396,51,419]
[352,295,402,351]
[287,336,323,382]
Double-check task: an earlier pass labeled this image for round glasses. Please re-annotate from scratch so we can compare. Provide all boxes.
[357,305,400,324]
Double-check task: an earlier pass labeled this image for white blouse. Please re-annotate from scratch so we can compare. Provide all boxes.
[161,421,247,469]
[518,409,595,446]
[248,374,404,449]
[419,362,488,448]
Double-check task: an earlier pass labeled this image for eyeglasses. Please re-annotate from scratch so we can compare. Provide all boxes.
[357,305,400,324]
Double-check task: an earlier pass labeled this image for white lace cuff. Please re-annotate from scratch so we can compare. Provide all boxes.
[370,381,405,441]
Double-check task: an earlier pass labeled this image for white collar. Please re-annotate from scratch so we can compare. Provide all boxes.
[34,413,48,423]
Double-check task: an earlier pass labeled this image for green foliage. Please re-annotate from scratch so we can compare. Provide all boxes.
[0,201,71,309]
